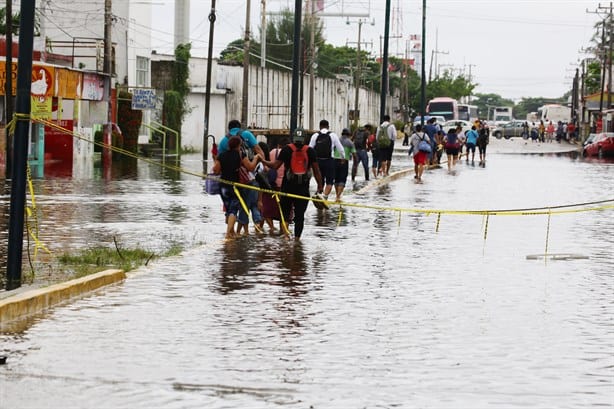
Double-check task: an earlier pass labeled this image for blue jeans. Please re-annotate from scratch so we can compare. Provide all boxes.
[352,149,369,180]
[237,181,262,225]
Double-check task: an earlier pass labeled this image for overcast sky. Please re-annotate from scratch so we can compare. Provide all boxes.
[151,0,602,101]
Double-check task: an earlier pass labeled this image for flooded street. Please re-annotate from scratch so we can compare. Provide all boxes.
[1,152,613,408]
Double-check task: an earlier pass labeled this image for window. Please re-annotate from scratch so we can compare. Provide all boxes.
[136,56,149,86]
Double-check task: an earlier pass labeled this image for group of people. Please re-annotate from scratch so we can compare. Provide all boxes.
[213,119,366,240]
[211,116,491,240]
[523,120,577,143]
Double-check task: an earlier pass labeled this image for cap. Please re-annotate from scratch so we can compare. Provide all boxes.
[292,127,304,142]
[341,128,351,135]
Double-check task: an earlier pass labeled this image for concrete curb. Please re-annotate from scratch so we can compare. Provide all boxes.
[0,269,126,325]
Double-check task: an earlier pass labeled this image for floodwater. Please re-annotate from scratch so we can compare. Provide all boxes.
[1,152,613,408]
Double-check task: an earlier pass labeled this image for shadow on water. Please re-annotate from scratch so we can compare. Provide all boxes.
[214,237,310,297]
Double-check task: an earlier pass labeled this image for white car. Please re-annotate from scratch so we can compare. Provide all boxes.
[442,120,473,136]
[413,115,446,127]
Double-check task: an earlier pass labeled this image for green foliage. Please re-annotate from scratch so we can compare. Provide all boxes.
[163,90,183,142]
[58,244,184,278]
[0,7,40,36]
[173,43,191,98]
[427,71,475,102]
[585,60,601,95]
[160,43,191,148]
[219,7,324,71]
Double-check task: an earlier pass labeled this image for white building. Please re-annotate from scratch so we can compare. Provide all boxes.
[37,0,153,88]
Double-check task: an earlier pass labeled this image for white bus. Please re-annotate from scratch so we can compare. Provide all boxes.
[458,104,479,122]
[538,104,571,124]
[492,106,513,124]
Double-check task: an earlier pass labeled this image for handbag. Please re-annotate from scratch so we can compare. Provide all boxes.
[205,173,220,195]
[238,166,254,185]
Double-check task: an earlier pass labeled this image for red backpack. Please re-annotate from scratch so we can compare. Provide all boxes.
[286,143,312,184]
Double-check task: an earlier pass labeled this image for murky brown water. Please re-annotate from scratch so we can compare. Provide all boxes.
[1,152,613,408]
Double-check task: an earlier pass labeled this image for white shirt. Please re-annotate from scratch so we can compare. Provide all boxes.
[309,128,346,159]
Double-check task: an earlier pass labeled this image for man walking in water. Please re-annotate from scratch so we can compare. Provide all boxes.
[308,119,346,203]
[376,114,397,177]
[262,130,323,240]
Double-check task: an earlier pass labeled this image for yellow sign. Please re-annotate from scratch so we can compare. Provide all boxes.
[31,96,52,120]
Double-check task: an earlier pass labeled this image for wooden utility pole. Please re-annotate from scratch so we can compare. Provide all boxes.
[241,0,251,126]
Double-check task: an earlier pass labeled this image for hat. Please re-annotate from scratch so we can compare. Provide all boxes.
[292,128,304,143]
[341,128,351,135]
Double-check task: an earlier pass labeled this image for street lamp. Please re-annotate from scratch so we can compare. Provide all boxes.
[347,17,375,130]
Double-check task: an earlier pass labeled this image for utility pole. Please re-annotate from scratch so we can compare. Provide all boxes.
[6,0,36,290]
[203,0,216,161]
[347,18,373,130]
[5,0,13,178]
[380,0,392,122]
[103,0,113,170]
[260,0,266,68]
[241,0,251,126]
[289,0,302,135]
[420,0,426,125]
[308,0,315,130]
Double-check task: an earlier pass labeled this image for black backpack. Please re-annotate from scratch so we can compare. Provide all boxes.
[354,129,368,150]
[314,132,332,159]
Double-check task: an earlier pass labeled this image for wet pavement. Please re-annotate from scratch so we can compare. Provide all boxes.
[0,150,613,408]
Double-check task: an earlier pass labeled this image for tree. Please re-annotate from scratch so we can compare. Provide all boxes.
[427,71,475,102]
[0,7,40,36]
[162,43,191,150]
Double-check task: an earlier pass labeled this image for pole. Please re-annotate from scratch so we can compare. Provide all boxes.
[353,19,362,130]
[380,0,392,122]
[289,0,302,135]
[103,0,112,171]
[308,0,315,130]
[420,0,426,126]
[600,19,606,112]
[6,0,36,290]
[241,0,251,126]
[5,0,13,178]
[608,3,612,109]
[203,0,216,161]
[260,0,266,68]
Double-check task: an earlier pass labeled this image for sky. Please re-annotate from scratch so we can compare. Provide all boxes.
[150,0,602,101]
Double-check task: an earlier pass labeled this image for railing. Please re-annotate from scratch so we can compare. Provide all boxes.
[151,121,180,156]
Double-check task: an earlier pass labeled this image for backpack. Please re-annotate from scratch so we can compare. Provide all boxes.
[377,125,391,148]
[367,133,377,150]
[314,132,332,158]
[418,135,432,153]
[354,129,368,150]
[286,143,312,184]
[229,130,254,161]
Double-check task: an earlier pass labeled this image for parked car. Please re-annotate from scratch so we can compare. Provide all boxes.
[491,120,529,139]
[583,132,614,158]
[442,119,473,136]
[582,133,597,148]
